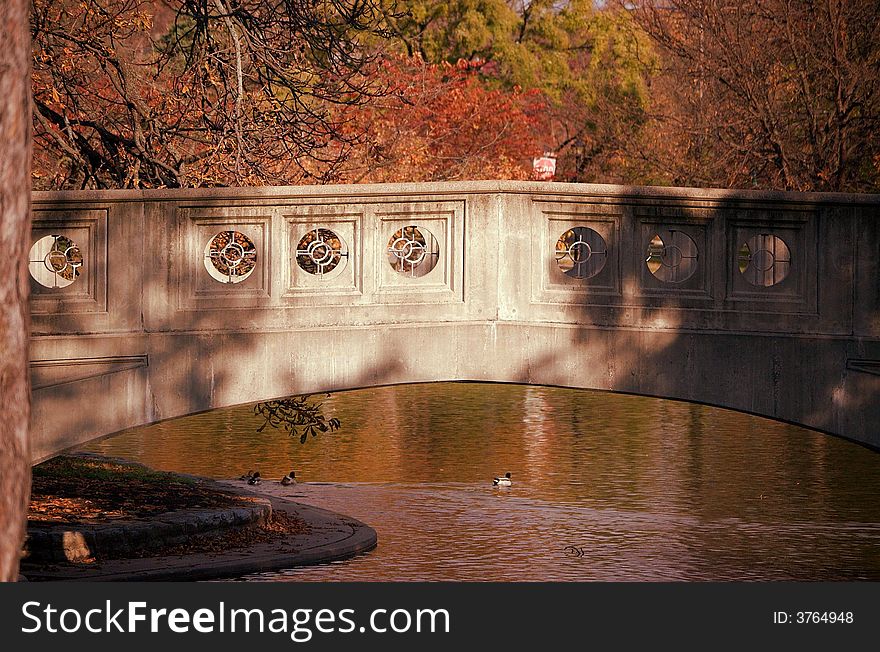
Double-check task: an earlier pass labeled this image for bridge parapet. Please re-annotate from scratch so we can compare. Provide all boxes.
[29,182,880,459]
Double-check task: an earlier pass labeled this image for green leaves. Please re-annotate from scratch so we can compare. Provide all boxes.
[375,0,656,183]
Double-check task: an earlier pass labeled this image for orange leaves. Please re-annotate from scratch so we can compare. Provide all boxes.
[49,86,63,108]
[31,1,556,188]
[333,55,551,183]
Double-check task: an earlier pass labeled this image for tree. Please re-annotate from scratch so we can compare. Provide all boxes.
[333,55,549,182]
[628,0,880,192]
[32,0,656,188]
[32,0,390,189]
[378,0,656,183]
[0,0,32,582]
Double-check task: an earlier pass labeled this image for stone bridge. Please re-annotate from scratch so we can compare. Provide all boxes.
[28,181,880,461]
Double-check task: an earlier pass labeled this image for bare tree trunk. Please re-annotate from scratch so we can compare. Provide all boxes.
[0,0,32,582]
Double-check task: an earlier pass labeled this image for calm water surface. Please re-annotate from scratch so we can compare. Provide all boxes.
[85,383,880,581]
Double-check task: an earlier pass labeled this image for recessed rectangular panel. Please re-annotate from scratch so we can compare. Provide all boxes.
[29,209,107,314]
[284,210,362,298]
[637,217,712,300]
[375,201,465,304]
[531,200,622,305]
[178,208,272,309]
[726,211,815,311]
[545,215,618,292]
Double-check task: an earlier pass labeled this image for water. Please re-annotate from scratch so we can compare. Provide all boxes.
[84,382,880,580]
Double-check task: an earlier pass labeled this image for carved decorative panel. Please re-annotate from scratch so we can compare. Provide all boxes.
[30,209,107,314]
[727,212,815,310]
[375,201,464,304]
[284,209,362,298]
[178,208,271,309]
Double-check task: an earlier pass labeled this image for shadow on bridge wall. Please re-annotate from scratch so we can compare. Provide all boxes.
[491,187,879,451]
[27,182,880,460]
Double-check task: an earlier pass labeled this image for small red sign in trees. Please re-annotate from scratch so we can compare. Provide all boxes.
[533,154,557,180]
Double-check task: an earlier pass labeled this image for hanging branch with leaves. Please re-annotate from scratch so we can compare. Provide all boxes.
[254,395,341,443]
[31,0,394,189]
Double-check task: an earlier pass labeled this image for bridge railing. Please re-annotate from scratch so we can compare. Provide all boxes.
[29,181,878,339]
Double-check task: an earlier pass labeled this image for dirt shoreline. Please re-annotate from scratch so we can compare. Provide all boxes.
[21,455,377,581]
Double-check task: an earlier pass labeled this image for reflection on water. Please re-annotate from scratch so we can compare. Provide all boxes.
[85,382,880,581]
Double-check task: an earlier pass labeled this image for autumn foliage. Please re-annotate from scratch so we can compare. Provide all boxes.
[334,57,549,183]
[32,0,388,189]
[29,0,880,192]
[631,0,880,192]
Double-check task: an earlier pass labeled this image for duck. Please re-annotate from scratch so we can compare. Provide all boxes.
[239,470,256,481]
[247,471,262,486]
[493,472,512,486]
[280,470,296,486]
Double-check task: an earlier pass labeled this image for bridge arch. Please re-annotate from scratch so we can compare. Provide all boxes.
[29,181,880,460]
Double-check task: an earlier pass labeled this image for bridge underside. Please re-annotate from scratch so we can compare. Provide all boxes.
[28,181,880,459]
[31,321,879,460]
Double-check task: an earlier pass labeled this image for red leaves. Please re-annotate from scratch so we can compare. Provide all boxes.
[30,4,553,187]
[334,55,551,183]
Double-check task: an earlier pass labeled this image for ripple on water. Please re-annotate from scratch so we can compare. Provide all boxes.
[84,383,880,581]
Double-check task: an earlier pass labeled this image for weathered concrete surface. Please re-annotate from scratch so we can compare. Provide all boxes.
[24,492,272,564]
[28,181,880,456]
